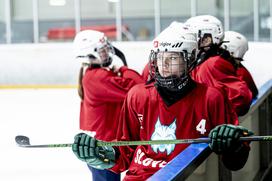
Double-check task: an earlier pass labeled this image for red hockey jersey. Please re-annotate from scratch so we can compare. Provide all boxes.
[191,55,252,116]
[236,64,258,99]
[80,66,143,141]
[110,82,238,180]
[141,63,150,82]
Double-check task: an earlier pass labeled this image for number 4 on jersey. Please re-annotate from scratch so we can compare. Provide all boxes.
[196,119,207,134]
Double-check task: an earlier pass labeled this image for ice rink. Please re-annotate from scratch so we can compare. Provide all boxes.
[0,41,271,181]
[0,89,92,181]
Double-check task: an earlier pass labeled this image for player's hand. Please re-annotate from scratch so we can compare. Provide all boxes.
[209,124,254,154]
[111,65,122,74]
[72,133,116,170]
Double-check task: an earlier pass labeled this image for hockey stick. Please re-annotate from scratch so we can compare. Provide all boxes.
[15,135,272,148]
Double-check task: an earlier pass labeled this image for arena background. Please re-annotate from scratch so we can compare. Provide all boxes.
[0,0,272,180]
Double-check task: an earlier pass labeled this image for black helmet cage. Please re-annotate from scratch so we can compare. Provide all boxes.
[149,49,196,90]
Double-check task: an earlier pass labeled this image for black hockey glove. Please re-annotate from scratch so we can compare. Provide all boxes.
[72,133,116,170]
[209,124,254,154]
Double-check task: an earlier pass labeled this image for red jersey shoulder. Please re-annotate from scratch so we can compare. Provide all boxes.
[237,66,251,78]
[200,55,235,75]
[84,68,113,80]
[193,82,226,105]
[127,83,153,99]
[201,82,224,97]
[126,83,158,110]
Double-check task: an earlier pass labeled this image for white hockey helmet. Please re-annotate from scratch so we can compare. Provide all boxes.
[73,30,114,65]
[168,21,184,29]
[185,15,224,45]
[149,25,198,90]
[221,31,248,59]
[152,25,197,59]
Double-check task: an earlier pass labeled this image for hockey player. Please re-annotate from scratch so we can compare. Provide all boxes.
[72,26,253,180]
[186,15,253,116]
[141,21,185,83]
[73,30,144,181]
[221,31,258,99]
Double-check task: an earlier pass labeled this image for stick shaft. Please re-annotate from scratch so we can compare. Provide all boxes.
[18,143,73,148]
[16,135,272,148]
[96,136,272,146]
[239,136,272,141]
[97,137,210,146]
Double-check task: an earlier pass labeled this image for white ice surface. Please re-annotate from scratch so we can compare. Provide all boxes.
[0,89,92,181]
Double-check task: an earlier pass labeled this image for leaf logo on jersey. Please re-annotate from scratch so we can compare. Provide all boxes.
[151,117,176,155]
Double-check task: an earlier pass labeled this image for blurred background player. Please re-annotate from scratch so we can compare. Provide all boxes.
[222,31,258,99]
[73,30,144,181]
[185,15,224,64]
[186,15,253,116]
[72,25,253,180]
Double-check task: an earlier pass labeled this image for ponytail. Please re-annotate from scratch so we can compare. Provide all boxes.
[78,65,85,100]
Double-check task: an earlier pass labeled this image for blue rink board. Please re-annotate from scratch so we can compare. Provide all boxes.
[148,143,211,181]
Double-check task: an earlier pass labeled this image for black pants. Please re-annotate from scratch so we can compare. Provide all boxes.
[87,164,120,181]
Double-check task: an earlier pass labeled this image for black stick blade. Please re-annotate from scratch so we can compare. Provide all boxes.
[15,135,30,146]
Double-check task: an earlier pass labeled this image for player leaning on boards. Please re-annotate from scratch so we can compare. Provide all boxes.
[72,25,254,180]
[141,21,185,83]
[186,15,253,116]
[221,31,258,99]
[73,30,144,181]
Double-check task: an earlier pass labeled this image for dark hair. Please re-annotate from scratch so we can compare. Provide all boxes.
[78,65,85,100]
[88,54,96,59]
